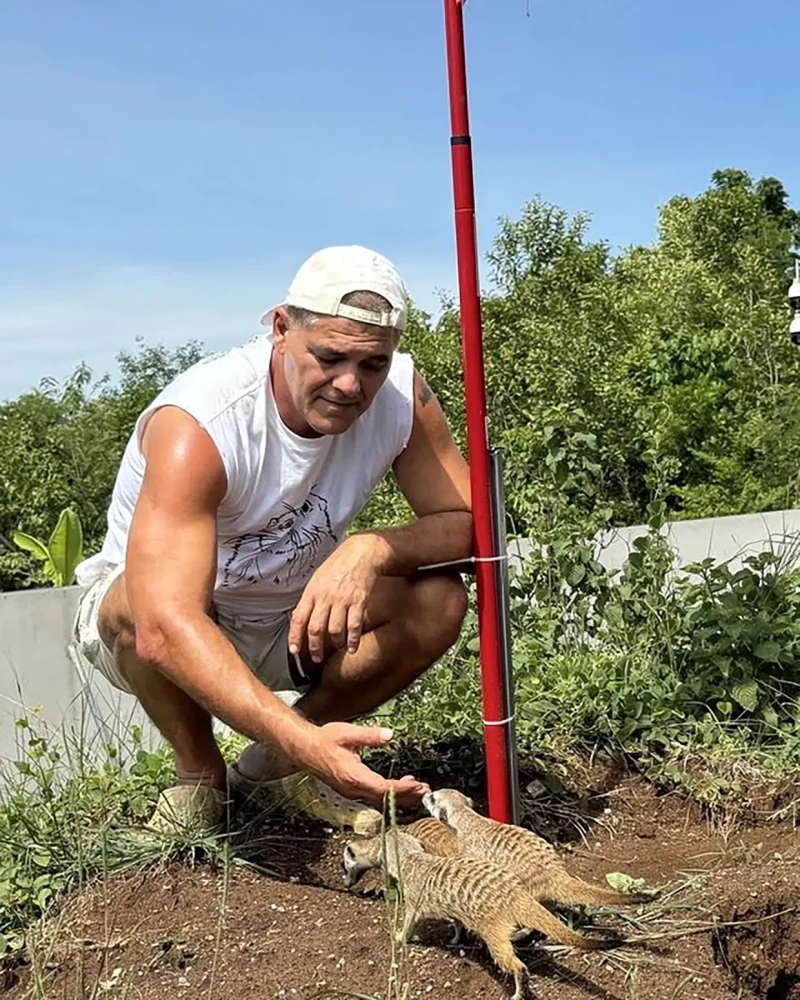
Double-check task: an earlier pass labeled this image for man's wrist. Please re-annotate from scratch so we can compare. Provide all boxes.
[348,531,394,574]
[264,712,320,771]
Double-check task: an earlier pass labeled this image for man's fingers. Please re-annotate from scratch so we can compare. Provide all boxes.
[327,602,349,649]
[341,763,428,810]
[346,600,365,654]
[332,723,395,750]
[288,594,314,656]
[307,601,331,664]
[388,775,430,797]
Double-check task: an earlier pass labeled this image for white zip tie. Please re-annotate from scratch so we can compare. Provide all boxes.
[483,713,515,727]
[418,554,508,572]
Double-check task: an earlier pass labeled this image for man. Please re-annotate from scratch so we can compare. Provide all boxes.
[70,244,472,838]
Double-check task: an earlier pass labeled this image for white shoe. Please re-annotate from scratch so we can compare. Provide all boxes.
[228,763,382,835]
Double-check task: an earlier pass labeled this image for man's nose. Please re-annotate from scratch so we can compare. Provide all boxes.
[331,370,361,398]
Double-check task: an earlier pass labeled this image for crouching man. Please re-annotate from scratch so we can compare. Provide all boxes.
[69,245,471,838]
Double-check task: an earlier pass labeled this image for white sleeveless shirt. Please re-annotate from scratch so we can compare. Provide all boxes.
[75,332,416,624]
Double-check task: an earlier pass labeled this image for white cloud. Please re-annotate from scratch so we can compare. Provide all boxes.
[0,255,457,402]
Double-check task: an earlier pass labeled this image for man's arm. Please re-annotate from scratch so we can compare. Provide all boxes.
[126,405,319,756]
[125,405,427,808]
[366,370,473,574]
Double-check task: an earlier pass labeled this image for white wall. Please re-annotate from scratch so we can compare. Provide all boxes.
[508,508,800,578]
[2,507,800,768]
[0,585,159,767]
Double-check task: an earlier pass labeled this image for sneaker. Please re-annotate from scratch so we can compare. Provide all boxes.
[227,763,383,835]
[144,784,227,839]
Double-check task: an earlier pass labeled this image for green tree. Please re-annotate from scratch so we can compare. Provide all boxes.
[0,339,204,590]
[3,168,799,590]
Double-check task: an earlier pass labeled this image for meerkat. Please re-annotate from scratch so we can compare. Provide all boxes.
[423,788,654,909]
[342,829,612,1000]
[402,816,460,855]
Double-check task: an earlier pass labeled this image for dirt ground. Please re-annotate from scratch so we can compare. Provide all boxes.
[6,753,800,1000]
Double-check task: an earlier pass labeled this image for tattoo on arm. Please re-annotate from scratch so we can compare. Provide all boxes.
[418,377,433,407]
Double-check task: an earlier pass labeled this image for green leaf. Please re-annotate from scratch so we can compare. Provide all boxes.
[761,706,780,728]
[731,680,759,713]
[753,640,780,662]
[12,531,50,564]
[567,564,586,586]
[47,508,83,586]
[605,872,647,894]
[35,886,52,910]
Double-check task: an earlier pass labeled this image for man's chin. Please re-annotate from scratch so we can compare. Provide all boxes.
[308,401,360,434]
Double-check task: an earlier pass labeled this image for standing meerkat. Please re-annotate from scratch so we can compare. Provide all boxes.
[423,788,654,909]
[343,829,613,1000]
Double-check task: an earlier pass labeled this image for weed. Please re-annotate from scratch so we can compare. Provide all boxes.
[372,415,800,812]
[0,708,234,971]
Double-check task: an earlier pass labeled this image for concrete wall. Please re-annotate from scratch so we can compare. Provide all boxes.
[0,585,159,767]
[508,508,800,578]
[2,507,800,768]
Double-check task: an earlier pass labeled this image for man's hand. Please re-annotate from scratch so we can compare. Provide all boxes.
[294,721,429,809]
[288,534,388,663]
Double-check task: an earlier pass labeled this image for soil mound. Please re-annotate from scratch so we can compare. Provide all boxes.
[5,774,800,1000]
[711,859,800,999]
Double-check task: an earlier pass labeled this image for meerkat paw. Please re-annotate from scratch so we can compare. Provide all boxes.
[448,921,464,946]
[395,920,418,946]
[510,972,527,1000]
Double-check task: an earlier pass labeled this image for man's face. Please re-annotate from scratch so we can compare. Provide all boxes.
[271,309,397,436]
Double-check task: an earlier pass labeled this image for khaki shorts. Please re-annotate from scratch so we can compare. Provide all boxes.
[69,562,311,700]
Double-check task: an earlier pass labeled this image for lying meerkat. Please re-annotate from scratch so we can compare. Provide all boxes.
[343,828,612,1000]
[423,788,654,909]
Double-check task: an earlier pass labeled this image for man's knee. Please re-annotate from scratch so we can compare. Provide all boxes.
[97,575,137,653]
[411,573,468,656]
[97,572,218,656]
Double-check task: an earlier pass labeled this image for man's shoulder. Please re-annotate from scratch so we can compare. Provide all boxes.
[154,335,270,423]
[383,347,416,395]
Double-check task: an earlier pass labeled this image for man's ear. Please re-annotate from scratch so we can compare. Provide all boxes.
[272,307,290,351]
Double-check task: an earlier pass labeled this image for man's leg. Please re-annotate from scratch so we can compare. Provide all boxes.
[298,571,468,723]
[94,568,466,830]
[234,572,467,782]
[96,572,228,793]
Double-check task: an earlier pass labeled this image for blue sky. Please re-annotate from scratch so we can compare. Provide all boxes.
[1,0,796,403]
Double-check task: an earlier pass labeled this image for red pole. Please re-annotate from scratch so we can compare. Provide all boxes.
[442,0,513,823]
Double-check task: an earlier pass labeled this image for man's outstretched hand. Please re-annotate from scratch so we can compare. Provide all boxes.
[294,721,429,810]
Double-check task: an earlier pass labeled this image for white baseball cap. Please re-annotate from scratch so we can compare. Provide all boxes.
[259,244,408,332]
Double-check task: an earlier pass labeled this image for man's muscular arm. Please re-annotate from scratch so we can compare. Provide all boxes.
[371,370,473,573]
[125,405,426,808]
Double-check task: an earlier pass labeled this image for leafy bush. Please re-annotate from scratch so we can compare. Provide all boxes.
[377,415,800,801]
[4,168,800,591]
[13,507,84,587]
[0,340,203,591]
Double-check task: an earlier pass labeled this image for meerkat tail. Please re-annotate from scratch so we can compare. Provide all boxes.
[479,920,528,1000]
[513,897,617,951]
[541,872,652,908]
